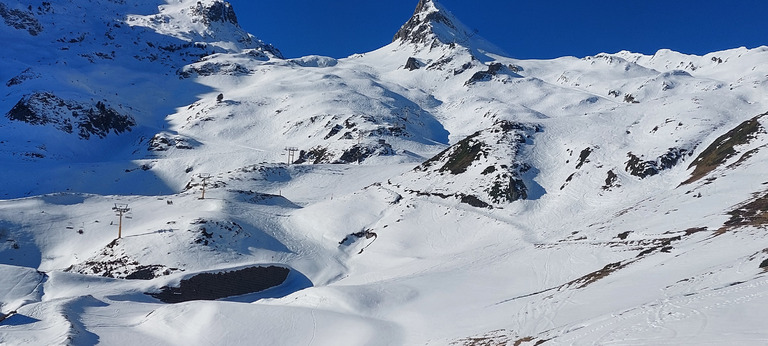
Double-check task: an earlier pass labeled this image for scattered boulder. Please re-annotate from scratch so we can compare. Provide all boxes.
[339,230,378,246]
[623,93,639,103]
[404,57,421,71]
[460,194,492,208]
[603,170,620,190]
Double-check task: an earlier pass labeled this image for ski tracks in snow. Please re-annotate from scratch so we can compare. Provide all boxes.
[550,276,768,344]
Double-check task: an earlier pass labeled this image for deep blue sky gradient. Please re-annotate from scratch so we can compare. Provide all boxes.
[227,0,768,59]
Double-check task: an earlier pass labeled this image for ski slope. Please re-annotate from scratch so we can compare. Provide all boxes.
[2,0,768,345]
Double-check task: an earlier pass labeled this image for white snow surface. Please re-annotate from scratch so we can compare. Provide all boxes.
[2,0,768,345]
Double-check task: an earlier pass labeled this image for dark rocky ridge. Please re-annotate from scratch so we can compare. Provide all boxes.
[625,148,689,179]
[6,92,135,139]
[465,63,503,85]
[5,67,40,87]
[336,142,396,164]
[414,120,540,207]
[392,0,457,47]
[192,0,239,25]
[683,113,766,185]
[0,3,43,36]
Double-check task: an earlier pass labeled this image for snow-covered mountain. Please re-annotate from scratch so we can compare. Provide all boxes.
[2,0,768,344]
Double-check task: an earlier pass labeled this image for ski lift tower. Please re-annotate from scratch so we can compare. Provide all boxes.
[284,147,298,165]
[198,173,212,199]
[112,203,130,239]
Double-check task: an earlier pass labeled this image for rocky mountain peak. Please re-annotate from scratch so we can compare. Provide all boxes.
[393,0,460,47]
[392,0,503,55]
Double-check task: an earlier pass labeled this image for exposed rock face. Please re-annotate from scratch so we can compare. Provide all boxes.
[603,170,619,190]
[0,3,43,36]
[5,67,41,87]
[408,120,542,207]
[682,113,766,184]
[179,61,251,78]
[5,92,135,139]
[405,57,421,71]
[148,133,196,151]
[392,0,477,50]
[423,131,486,175]
[191,0,239,25]
[575,147,593,169]
[393,0,456,45]
[295,147,331,164]
[625,148,690,179]
[465,63,504,85]
[336,142,396,164]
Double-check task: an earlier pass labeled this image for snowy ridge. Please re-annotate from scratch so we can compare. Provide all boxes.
[2,0,768,345]
[125,0,280,55]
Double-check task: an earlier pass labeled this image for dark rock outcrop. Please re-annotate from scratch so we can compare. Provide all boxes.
[6,68,40,87]
[392,0,456,46]
[465,63,516,85]
[0,3,42,36]
[178,61,252,78]
[575,147,593,169]
[148,133,195,151]
[682,113,766,184]
[191,0,239,25]
[421,131,485,175]
[603,170,619,190]
[487,176,527,203]
[414,120,541,207]
[625,148,689,179]
[404,57,421,71]
[6,92,135,139]
[295,146,332,164]
[336,142,396,164]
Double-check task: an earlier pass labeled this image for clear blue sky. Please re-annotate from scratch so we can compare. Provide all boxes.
[227,0,768,59]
